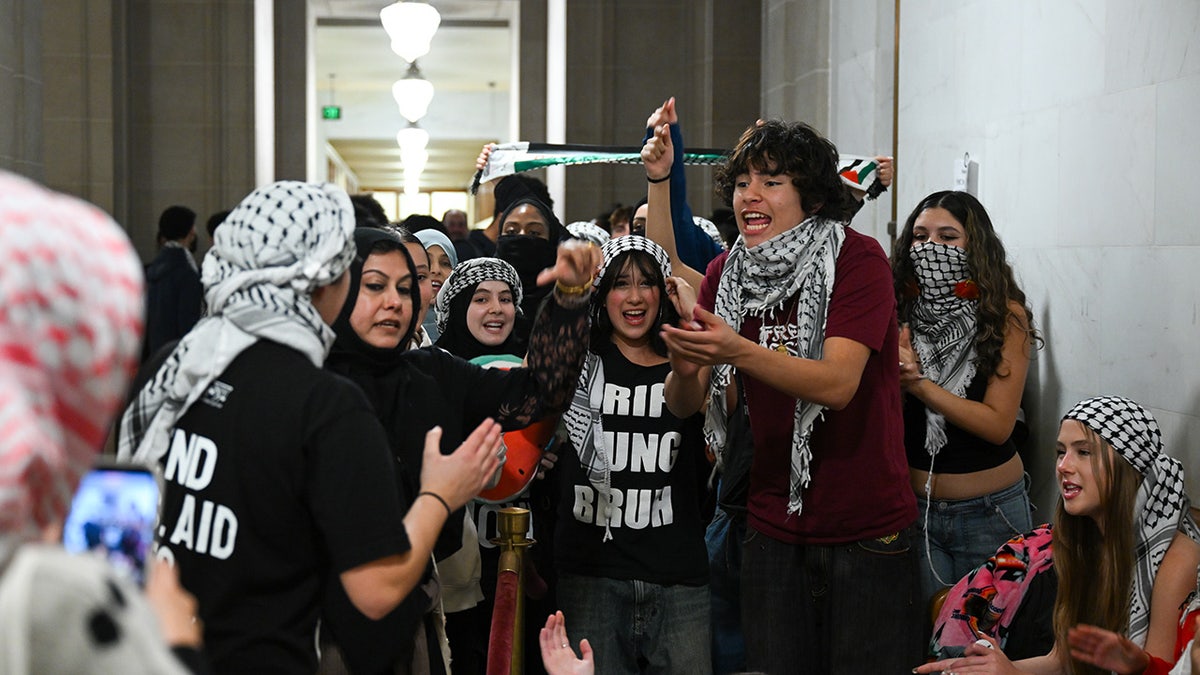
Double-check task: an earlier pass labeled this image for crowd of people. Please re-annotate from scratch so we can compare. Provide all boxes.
[1,93,1198,675]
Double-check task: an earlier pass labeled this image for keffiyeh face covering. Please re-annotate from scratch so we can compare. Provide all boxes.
[1064,395,1191,647]
[561,236,672,541]
[434,257,523,335]
[118,181,357,466]
[705,216,845,516]
[0,172,145,541]
[908,241,978,454]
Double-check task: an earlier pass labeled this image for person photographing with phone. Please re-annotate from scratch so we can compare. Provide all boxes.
[118,181,503,673]
[0,170,204,674]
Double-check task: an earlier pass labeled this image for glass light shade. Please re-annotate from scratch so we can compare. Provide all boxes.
[396,126,430,152]
[401,148,428,175]
[404,168,423,196]
[392,63,434,123]
[380,1,441,63]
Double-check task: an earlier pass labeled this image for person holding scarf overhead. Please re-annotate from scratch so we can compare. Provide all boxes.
[892,190,1040,604]
[918,396,1200,675]
[650,119,920,673]
[118,181,503,673]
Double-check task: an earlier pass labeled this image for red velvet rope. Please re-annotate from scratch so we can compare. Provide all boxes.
[486,569,520,675]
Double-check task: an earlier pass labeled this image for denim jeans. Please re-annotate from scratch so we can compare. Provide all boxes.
[556,573,711,675]
[915,477,1033,602]
[705,509,746,674]
[740,524,922,675]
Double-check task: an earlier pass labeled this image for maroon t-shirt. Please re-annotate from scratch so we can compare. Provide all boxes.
[699,229,916,545]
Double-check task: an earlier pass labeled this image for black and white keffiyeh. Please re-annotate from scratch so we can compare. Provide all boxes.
[705,216,845,516]
[562,236,672,541]
[591,234,671,287]
[908,242,978,454]
[1064,395,1192,647]
[693,216,727,251]
[118,181,357,465]
[434,257,523,335]
[565,221,610,247]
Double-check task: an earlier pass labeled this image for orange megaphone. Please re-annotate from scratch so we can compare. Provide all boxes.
[478,416,558,503]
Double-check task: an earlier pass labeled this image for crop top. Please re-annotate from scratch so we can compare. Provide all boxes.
[904,370,1017,474]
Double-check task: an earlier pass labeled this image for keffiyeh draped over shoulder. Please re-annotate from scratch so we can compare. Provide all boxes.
[119,181,356,466]
[561,236,671,542]
[908,242,978,455]
[705,216,845,517]
[0,171,145,542]
[1064,396,1194,647]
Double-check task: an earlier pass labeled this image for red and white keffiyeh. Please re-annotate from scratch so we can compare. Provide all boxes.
[0,171,144,539]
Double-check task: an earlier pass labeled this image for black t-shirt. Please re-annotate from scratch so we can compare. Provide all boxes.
[149,341,409,673]
[554,348,708,586]
[904,370,1018,473]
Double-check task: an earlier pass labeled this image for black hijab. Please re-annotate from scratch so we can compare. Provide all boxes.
[434,280,525,361]
[493,197,572,351]
[327,228,423,409]
[321,227,432,674]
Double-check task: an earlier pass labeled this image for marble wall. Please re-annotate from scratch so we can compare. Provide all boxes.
[891,0,1200,509]
[761,0,897,251]
[560,0,761,224]
[0,0,43,178]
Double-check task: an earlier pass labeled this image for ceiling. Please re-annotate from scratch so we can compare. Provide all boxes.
[311,1,517,192]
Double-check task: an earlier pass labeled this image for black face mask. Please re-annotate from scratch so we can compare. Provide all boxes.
[495,234,556,293]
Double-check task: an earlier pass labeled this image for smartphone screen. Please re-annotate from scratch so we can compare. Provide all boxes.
[62,462,160,587]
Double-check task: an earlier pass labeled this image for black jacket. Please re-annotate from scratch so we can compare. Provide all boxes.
[142,246,202,360]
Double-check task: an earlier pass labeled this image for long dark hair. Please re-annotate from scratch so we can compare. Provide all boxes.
[892,190,1041,377]
[589,250,678,357]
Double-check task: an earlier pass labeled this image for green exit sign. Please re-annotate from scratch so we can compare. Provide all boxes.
[322,105,342,120]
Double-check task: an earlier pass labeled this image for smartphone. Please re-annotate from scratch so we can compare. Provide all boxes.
[62,460,161,587]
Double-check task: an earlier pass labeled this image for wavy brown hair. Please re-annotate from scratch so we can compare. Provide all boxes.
[714,120,854,222]
[1051,424,1141,675]
[892,191,1041,377]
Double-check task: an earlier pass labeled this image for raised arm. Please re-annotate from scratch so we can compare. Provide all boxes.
[643,116,705,290]
[454,240,599,431]
[526,239,603,413]
[640,98,722,271]
[340,421,502,619]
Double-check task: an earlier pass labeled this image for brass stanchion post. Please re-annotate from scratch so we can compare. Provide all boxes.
[495,507,533,675]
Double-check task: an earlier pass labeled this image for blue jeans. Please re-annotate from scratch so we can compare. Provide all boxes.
[915,477,1033,602]
[556,573,711,675]
[705,509,745,674]
[740,524,922,675]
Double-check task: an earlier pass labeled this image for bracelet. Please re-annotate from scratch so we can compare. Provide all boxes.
[418,491,452,517]
[555,277,593,296]
[646,172,671,184]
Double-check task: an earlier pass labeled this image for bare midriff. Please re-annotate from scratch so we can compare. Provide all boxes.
[909,453,1025,501]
